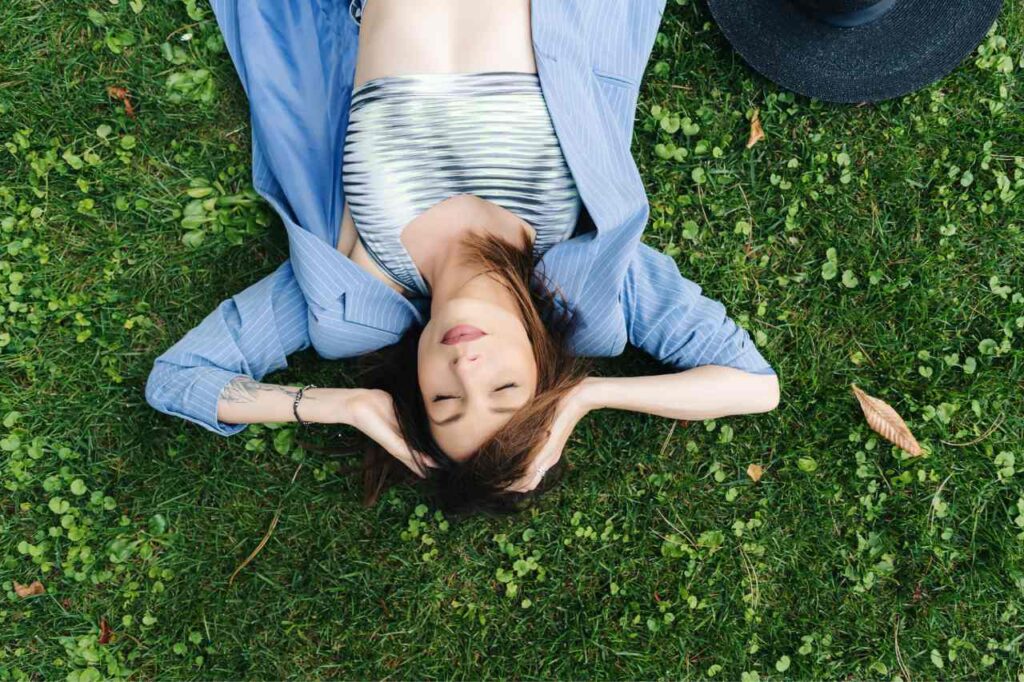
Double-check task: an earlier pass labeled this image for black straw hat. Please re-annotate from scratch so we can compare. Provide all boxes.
[706,0,1004,103]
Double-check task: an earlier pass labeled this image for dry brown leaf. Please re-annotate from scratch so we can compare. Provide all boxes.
[106,85,136,119]
[746,108,765,149]
[99,617,113,645]
[851,383,923,456]
[14,580,45,598]
[746,463,764,482]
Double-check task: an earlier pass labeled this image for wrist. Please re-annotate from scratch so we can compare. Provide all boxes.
[577,374,614,411]
[573,376,606,415]
[297,387,357,425]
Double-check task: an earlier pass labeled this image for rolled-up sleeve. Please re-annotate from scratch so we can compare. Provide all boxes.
[621,243,777,376]
[145,260,311,436]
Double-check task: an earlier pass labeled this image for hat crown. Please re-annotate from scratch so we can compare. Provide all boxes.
[797,0,885,13]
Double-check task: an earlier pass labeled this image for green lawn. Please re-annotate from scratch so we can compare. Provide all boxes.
[2,1,1023,679]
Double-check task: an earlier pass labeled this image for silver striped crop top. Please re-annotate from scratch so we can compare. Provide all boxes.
[342,71,583,297]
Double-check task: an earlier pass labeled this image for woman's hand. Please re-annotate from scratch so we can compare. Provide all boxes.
[341,388,439,478]
[215,380,438,478]
[503,380,595,493]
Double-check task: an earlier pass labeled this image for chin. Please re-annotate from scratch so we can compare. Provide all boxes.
[446,448,478,463]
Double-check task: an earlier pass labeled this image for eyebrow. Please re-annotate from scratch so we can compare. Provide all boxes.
[430,405,519,426]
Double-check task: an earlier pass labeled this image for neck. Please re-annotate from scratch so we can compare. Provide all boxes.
[426,238,521,318]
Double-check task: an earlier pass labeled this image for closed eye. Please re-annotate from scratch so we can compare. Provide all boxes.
[432,384,516,402]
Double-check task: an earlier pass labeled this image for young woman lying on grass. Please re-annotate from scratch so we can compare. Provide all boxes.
[145,0,780,516]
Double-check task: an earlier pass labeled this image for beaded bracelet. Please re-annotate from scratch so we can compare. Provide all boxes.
[292,384,318,426]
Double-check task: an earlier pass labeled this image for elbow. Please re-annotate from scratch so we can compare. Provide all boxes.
[759,373,781,413]
[738,370,780,414]
[144,358,172,413]
[144,364,163,412]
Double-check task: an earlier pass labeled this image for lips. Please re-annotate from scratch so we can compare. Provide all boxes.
[441,324,486,345]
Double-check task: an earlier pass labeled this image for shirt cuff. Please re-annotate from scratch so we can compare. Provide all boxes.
[158,368,250,437]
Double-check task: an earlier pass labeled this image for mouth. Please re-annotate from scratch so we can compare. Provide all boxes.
[441,324,487,345]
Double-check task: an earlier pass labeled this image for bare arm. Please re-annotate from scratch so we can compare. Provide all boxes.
[216,378,355,425]
[577,365,780,421]
[504,367,779,492]
[216,378,435,475]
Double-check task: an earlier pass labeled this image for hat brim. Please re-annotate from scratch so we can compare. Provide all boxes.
[706,0,1004,103]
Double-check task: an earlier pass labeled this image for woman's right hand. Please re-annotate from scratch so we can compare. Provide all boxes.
[341,388,439,478]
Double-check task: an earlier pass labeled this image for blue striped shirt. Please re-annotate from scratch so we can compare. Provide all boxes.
[145,0,777,436]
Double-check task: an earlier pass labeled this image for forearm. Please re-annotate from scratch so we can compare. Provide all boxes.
[578,365,780,421]
[144,260,313,436]
[216,377,354,426]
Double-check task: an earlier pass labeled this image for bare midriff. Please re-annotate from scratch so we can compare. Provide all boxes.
[353,0,537,89]
[337,0,540,296]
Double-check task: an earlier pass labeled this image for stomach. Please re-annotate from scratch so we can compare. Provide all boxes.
[353,0,537,89]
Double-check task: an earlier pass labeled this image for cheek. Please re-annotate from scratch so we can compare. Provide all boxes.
[417,344,438,393]
[418,345,458,400]
[510,339,538,386]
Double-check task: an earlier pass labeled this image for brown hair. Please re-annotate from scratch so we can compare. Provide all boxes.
[307,231,589,518]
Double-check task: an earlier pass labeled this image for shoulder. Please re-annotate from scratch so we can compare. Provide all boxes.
[557,240,697,358]
[535,241,634,359]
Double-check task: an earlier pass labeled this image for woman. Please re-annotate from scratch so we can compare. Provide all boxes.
[146,0,780,513]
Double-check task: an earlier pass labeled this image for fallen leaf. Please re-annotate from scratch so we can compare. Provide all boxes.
[851,383,923,456]
[746,108,765,149]
[746,463,763,482]
[13,580,45,598]
[106,85,137,119]
[99,617,113,645]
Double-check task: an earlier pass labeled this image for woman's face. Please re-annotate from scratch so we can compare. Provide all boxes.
[418,297,538,460]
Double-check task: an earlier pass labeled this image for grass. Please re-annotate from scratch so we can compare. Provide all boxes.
[1,0,1022,679]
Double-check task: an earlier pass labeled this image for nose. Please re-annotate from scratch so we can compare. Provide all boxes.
[451,349,482,374]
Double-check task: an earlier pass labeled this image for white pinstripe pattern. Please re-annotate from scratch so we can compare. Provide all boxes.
[145,0,776,436]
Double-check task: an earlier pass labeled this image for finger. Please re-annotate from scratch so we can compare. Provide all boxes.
[527,447,566,489]
[368,425,428,478]
[400,456,428,479]
[397,449,429,478]
[529,453,557,483]
[504,451,558,494]
[385,436,430,477]
[400,449,431,479]
[415,454,434,476]
[406,447,435,475]
[502,474,533,493]
[506,467,544,493]
[530,468,547,489]
[502,472,530,493]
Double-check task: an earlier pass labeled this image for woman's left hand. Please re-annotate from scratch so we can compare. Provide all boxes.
[503,379,594,493]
